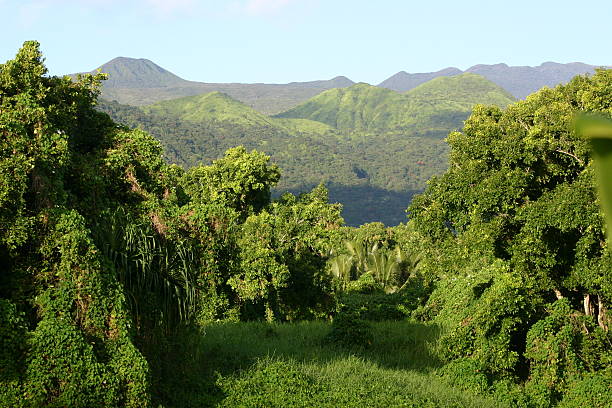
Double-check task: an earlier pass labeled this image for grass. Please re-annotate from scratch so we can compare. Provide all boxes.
[157,320,505,407]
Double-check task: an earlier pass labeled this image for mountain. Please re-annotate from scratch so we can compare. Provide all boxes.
[379,62,607,99]
[98,73,514,226]
[286,76,355,88]
[465,62,606,98]
[275,74,515,132]
[76,57,355,114]
[378,67,462,92]
[90,57,189,88]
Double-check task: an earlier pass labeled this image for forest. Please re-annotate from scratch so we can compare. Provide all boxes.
[98,73,515,226]
[1,42,611,407]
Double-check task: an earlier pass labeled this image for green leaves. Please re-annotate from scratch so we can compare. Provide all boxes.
[578,115,612,242]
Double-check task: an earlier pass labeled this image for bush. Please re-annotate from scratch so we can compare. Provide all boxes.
[557,372,612,408]
[217,359,325,407]
[345,271,381,294]
[439,358,490,394]
[337,292,415,321]
[324,313,373,348]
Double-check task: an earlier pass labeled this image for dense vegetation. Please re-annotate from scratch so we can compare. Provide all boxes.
[1,42,611,407]
[100,74,514,226]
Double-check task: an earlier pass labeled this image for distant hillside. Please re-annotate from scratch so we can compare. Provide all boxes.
[75,57,355,114]
[378,67,462,92]
[286,76,355,88]
[275,74,515,132]
[465,62,607,98]
[379,62,607,98]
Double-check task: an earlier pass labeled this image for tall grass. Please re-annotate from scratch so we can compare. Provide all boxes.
[159,320,504,407]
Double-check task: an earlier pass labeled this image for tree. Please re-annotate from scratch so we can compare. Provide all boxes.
[409,69,612,404]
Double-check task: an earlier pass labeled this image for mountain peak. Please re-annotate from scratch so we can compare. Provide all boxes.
[92,57,188,89]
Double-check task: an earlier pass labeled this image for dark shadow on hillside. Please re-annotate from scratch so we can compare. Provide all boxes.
[282,183,421,227]
[327,184,420,227]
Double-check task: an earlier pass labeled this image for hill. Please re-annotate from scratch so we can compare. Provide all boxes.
[99,74,512,225]
[379,62,607,98]
[275,74,515,132]
[76,57,355,114]
[142,91,277,128]
[98,95,447,226]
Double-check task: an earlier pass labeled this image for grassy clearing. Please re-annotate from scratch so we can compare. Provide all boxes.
[159,320,504,407]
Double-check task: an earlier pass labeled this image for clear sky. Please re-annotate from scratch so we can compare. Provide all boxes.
[1,0,610,84]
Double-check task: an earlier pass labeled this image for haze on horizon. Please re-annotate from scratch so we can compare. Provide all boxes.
[1,0,611,84]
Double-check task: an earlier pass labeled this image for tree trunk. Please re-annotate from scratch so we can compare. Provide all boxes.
[584,293,595,317]
[597,295,609,331]
[553,288,564,300]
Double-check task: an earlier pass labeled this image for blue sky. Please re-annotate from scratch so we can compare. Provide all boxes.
[1,0,610,84]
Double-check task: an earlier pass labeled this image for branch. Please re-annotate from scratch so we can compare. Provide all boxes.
[555,149,584,166]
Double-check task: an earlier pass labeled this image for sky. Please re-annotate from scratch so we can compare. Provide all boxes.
[1,0,611,84]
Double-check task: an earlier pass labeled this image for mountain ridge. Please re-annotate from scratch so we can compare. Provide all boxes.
[275,73,515,132]
[380,61,609,98]
[75,57,608,112]
[74,57,356,114]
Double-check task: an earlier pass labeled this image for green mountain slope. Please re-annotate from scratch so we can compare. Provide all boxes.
[142,91,335,135]
[275,74,515,132]
[405,73,516,106]
[98,74,515,225]
[99,97,445,226]
[143,91,276,127]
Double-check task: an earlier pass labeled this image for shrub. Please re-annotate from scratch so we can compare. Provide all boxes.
[324,313,373,348]
[217,359,325,407]
[345,271,381,294]
[337,292,415,321]
[557,372,612,408]
[439,358,489,394]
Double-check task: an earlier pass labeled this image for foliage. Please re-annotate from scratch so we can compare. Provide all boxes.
[579,116,612,243]
[0,41,151,407]
[336,290,424,321]
[216,358,325,407]
[557,372,612,408]
[324,313,374,348]
[0,42,346,406]
[409,68,612,403]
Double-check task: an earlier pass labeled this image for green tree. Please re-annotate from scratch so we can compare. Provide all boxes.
[409,69,612,403]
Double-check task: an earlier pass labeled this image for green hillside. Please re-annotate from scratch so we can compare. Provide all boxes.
[99,98,444,226]
[274,83,404,129]
[143,91,277,127]
[275,74,515,132]
[142,91,335,135]
[405,72,516,107]
[99,74,514,226]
